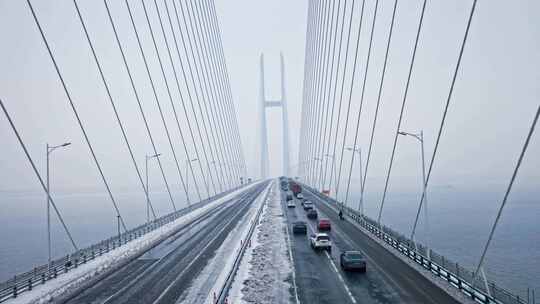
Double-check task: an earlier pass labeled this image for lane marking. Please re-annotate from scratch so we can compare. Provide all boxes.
[152,188,264,304]
[100,199,240,304]
[101,190,255,304]
[325,251,357,304]
[304,216,357,304]
[306,190,442,303]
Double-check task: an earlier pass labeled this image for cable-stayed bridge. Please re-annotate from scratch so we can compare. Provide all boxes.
[0,0,538,304]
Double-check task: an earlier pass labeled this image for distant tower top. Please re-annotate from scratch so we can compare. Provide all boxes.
[259,52,290,179]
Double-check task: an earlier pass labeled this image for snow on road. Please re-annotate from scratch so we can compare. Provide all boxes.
[6,182,261,304]
[227,181,294,304]
[177,181,271,304]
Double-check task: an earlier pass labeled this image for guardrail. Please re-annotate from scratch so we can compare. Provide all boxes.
[0,185,246,303]
[303,184,528,304]
[215,182,271,304]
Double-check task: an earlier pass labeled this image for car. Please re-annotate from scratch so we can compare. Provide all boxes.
[292,221,307,234]
[303,201,314,210]
[286,194,293,201]
[307,209,318,219]
[287,200,296,208]
[296,193,304,200]
[310,233,331,251]
[340,251,367,272]
[318,219,331,230]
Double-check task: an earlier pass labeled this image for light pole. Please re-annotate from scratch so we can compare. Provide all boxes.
[185,158,198,196]
[46,141,71,270]
[313,157,322,189]
[398,130,429,259]
[145,153,161,224]
[346,147,364,215]
[323,154,336,192]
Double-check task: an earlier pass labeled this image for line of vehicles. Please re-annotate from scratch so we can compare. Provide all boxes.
[280,177,367,273]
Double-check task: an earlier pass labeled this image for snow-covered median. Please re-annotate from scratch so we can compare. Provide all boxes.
[227,181,295,304]
[177,181,271,304]
[7,182,261,304]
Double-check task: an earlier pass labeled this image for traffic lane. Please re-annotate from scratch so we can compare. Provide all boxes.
[282,196,355,304]
[294,201,401,304]
[66,190,248,303]
[309,205,405,304]
[66,185,263,304]
[306,192,462,304]
[113,186,263,304]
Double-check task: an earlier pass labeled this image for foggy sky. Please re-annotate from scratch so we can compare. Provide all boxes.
[0,0,539,199]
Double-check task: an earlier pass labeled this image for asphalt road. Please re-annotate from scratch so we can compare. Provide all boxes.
[282,188,462,304]
[65,182,268,304]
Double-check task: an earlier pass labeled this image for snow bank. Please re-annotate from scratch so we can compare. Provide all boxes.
[227,181,294,304]
[7,182,261,304]
[177,181,271,304]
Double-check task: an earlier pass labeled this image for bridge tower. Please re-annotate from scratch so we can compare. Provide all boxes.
[259,52,290,179]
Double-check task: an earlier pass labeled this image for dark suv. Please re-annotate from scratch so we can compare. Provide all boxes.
[307,209,318,219]
[292,221,307,234]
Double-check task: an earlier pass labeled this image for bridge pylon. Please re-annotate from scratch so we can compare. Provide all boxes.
[259,52,290,179]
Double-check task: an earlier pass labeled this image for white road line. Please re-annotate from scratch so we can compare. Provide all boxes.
[304,220,357,304]
[325,251,357,304]
[151,193,259,304]
[281,193,301,304]
[305,190,434,301]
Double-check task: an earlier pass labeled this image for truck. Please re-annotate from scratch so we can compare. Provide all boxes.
[289,181,302,197]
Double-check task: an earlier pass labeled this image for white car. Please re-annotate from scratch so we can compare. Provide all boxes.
[297,193,304,200]
[310,233,331,251]
[287,200,296,208]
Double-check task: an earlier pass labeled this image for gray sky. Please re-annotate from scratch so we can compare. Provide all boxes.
[0,0,539,197]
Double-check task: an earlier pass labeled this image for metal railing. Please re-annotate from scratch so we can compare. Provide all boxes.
[303,185,528,304]
[0,185,244,303]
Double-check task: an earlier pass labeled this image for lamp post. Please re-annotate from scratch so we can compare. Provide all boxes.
[145,153,161,224]
[46,141,71,270]
[346,146,364,215]
[324,154,336,192]
[185,158,198,196]
[398,130,429,259]
[313,157,322,189]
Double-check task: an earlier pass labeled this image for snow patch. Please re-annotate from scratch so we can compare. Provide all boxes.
[228,181,294,304]
[6,182,261,304]
[177,181,271,304]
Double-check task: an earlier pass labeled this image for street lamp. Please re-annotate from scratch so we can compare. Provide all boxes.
[46,141,71,270]
[145,153,161,224]
[346,147,364,215]
[185,158,198,195]
[398,130,429,259]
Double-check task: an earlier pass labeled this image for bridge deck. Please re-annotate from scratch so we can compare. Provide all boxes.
[282,188,464,304]
[58,183,267,304]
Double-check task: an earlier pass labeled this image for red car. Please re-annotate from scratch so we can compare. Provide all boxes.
[318,219,331,231]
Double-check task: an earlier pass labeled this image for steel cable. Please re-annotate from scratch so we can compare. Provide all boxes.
[328,0,353,194]
[183,0,232,188]
[199,0,245,184]
[377,0,427,226]
[104,0,177,220]
[343,0,380,206]
[0,98,78,250]
[408,0,479,233]
[26,0,128,231]
[168,0,225,192]
[73,0,159,218]
[359,0,398,213]
[190,0,241,186]
[151,0,207,200]
[335,0,367,200]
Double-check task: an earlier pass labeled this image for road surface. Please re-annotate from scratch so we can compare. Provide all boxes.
[282,188,462,304]
[65,182,269,304]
